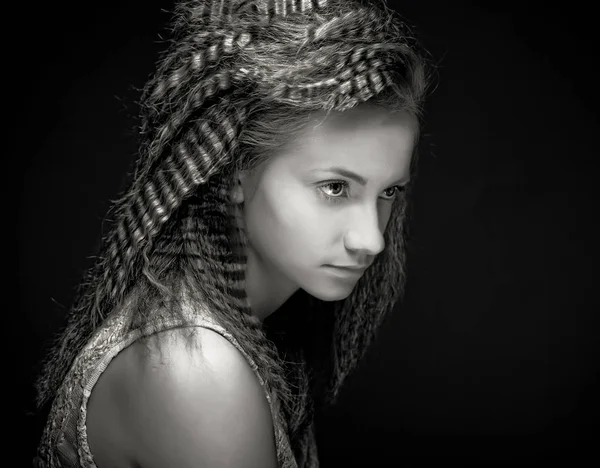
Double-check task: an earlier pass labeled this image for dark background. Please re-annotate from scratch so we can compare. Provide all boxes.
[14,0,598,466]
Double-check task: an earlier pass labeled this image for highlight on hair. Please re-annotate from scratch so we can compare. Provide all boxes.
[34,0,434,464]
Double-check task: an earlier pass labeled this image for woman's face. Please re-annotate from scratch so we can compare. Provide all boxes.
[236,107,418,305]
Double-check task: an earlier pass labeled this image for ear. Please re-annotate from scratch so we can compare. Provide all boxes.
[229,170,246,204]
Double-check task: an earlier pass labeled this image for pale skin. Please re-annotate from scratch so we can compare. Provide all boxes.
[86,106,418,468]
[234,106,418,321]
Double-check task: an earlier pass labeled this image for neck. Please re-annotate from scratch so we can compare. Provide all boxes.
[244,246,298,322]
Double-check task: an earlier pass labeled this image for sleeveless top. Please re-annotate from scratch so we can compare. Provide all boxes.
[33,293,319,468]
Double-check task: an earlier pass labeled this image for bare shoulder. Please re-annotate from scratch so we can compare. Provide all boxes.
[87,326,278,468]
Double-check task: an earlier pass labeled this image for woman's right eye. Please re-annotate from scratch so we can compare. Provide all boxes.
[316,181,350,203]
[320,182,348,196]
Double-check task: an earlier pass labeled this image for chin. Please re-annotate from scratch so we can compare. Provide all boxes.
[303,284,355,302]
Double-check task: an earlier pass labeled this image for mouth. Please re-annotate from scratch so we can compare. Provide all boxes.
[324,265,366,276]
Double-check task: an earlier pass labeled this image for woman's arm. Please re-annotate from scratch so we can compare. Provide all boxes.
[88,327,278,468]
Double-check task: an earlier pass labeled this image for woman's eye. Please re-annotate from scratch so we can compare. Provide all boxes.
[319,182,348,198]
[382,186,398,199]
[382,185,407,199]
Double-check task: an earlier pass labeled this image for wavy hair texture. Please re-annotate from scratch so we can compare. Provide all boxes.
[35,0,434,465]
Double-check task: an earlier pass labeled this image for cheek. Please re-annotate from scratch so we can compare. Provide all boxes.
[245,183,331,253]
[379,203,394,232]
[275,187,338,248]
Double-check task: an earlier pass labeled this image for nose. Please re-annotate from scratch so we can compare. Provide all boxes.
[343,205,386,257]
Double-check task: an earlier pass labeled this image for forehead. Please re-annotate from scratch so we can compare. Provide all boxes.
[286,108,418,172]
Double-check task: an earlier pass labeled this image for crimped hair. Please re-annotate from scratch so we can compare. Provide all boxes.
[35,0,434,465]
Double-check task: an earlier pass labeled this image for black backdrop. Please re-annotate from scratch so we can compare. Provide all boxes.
[14,1,598,466]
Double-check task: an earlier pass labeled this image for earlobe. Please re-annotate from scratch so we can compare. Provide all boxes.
[229,174,245,204]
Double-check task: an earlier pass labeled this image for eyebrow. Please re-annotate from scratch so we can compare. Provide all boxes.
[311,166,410,186]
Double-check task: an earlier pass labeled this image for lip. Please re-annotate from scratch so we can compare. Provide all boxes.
[325,265,368,274]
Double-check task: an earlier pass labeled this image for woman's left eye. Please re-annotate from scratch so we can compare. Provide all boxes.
[382,187,398,198]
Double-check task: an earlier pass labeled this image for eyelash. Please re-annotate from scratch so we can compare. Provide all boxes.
[316,180,405,204]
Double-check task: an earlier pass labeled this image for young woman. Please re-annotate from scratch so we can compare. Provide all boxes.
[33,0,433,467]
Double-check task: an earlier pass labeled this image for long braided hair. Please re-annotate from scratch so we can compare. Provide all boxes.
[35,0,433,463]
